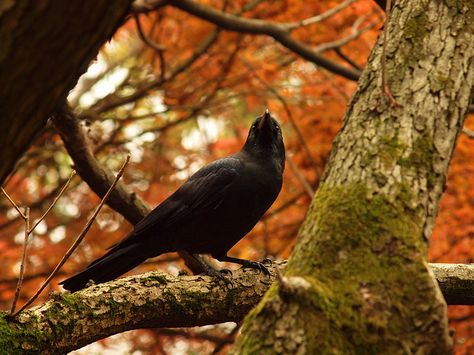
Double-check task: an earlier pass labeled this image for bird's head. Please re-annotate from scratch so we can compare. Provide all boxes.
[243,109,285,172]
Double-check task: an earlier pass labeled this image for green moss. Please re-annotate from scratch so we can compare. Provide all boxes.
[58,293,88,312]
[378,133,405,168]
[162,289,211,315]
[431,73,452,93]
[0,312,46,354]
[265,182,429,351]
[405,12,429,40]
[291,183,425,275]
[398,131,436,187]
[409,132,434,170]
[397,133,433,169]
[402,11,429,66]
[445,0,474,23]
[182,291,211,314]
[105,299,121,314]
[236,285,279,354]
[139,273,169,285]
[360,132,406,172]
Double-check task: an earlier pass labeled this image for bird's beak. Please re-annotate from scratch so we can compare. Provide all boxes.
[258,109,271,129]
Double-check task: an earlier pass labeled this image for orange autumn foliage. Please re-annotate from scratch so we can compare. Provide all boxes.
[0,1,472,353]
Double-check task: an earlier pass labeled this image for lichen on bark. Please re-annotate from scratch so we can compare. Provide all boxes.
[234,0,474,353]
[236,184,448,354]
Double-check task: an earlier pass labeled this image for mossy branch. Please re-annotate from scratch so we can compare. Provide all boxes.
[0,262,472,353]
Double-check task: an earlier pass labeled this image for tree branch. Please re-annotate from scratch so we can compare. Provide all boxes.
[52,107,149,225]
[167,0,361,81]
[83,26,219,116]
[0,262,472,353]
[51,106,204,274]
[433,263,474,305]
[1,264,278,353]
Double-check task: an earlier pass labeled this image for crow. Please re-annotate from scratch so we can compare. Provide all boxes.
[61,109,285,292]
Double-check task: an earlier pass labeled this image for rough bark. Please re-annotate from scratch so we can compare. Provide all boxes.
[0,262,471,353]
[434,263,474,305]
[234,1,474,354]
[0,264,278,354]
[0,0,131,184]
[51,108,149,225]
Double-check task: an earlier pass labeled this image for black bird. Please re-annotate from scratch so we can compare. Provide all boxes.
[61,110,285,292]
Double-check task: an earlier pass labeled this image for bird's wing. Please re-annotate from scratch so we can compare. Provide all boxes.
[114,157,243,247]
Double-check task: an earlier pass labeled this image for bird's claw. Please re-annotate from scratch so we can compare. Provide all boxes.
[243,261,271,276]
[262,257,273,265]
[220,268,233,276]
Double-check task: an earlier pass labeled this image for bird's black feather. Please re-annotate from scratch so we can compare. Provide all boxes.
[61,110,285,292]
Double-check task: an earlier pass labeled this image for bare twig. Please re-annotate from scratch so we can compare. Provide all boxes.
[0,177,81,230]
[462,126,474,139]
[285,0,357,30]
[83,27,220,116]
[1,187,26,220]
[168,0,361,81]
[5,169,75,314]
[29,170,76,233]
[12,156,130,317]
[243,59,320,176]
[334,47,362,70]
[132,0,169,14]
[133,14,166,52]
[9,207,30,314]
[380,0,400,107]
[263,190,307,221]
[286,154,315,198]
[314,17,378,53]
[52,108,150,224]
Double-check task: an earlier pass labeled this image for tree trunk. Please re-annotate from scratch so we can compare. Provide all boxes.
[0,0,131,184]
[234,1,474,353]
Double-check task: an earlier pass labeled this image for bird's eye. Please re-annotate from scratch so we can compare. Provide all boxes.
[274,124,280,131]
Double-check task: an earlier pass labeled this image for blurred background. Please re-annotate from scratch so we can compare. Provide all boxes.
[0,1,472,353]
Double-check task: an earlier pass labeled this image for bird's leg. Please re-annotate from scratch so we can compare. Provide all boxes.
[189,253,231,283]
[215,255,271,276]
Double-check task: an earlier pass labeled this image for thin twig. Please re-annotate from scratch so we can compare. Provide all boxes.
[133,14,166,52]
[462,127,474,139]
[334,47,361,70]
[168,0,360,81]
[263,190,306,221]
[242,59,320,176]
[0,177,81,230]
[12,156,130,317]
[1,187,26,220]
[286,154,315,198]
[380,0,400,107]
[10,207,30,314]
[132,0,168,14]
[29,170,76,233]
[314,16,378,54]
[285,0,357,30]
[83,27,220,116]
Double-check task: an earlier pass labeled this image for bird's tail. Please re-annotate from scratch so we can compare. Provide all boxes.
[60,244,150,292]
